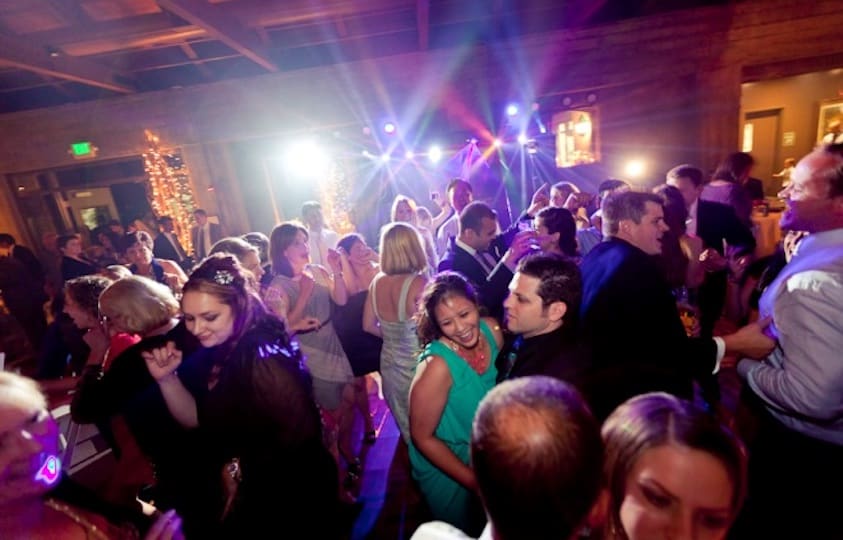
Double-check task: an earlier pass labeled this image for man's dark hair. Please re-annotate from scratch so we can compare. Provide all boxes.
[597,179,629,196]
[193,208,208,217]
[822,143,843,198]
[459,201,496,236]
[472,377,603,540]
[0,233,15,247]
[516,252,581,327]
[602,191,663,237]
[446,178,472,194]
[157,216,174,226]
[666,164,704,188]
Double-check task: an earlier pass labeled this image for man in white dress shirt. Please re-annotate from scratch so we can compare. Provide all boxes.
[732,143,843,539]
[301,201,339,267]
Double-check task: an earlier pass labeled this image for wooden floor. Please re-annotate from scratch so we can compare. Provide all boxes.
[348,383,431,540]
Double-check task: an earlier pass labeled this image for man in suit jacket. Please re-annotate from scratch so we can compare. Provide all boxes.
[438,201,533,320]
[578,191,772,420]
[667,165,756,337]
[190,209,223,261]
[496,253,589,388]
[153,216,190,270]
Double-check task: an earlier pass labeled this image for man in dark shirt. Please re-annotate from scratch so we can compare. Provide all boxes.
[496,253,587,386]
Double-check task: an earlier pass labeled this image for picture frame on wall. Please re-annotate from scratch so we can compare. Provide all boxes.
[816,98,843,145]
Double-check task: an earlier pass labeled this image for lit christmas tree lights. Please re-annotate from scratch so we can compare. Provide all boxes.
[143,130,198,254]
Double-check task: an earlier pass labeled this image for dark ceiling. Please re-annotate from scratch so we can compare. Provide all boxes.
[0,0,731,115]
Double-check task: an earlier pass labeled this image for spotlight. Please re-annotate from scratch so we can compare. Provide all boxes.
[506,104,519,117]
[517,133,528,145]
[285,141,328,177]
[539,124,547,134]
[405,150,415,159]
[383,122,396,135]
[429,145,442,164]
[624,159,646,179]
[493,139,503,148]
[381,153,391,162]
[468,137,479,145]
[362,150,373,158]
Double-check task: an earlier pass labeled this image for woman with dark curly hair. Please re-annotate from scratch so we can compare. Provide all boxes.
[408,271,503,534]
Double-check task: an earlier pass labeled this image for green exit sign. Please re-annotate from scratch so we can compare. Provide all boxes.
[69,141,98,159]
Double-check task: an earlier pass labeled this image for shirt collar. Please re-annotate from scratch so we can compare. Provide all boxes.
[792,227,843,259]
[688,198,699,219]
[455,236,478,256]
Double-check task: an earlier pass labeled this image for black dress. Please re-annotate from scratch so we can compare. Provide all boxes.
[181,315,342,538]
[70,322,212,537]
[333,291,383,376]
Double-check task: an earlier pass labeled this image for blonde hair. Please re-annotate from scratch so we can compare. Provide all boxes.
[379,222,428,275]
[99,276,179,335]
[0,371,46,411]
[390,195,418,225]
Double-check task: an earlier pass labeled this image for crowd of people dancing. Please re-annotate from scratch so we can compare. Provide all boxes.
[0,145,841,539]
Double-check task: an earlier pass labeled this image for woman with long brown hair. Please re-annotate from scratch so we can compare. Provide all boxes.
[143,254,342,537]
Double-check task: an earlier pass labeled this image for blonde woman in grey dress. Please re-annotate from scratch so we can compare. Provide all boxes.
[363,222,429,443]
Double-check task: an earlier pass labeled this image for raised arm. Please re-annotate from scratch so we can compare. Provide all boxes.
[142,343,198,428]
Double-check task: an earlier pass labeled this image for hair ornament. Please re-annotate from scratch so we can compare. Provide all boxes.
[214,270,235,285]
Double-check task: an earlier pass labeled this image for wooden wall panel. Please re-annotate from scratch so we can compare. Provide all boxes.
[1,0,842,242]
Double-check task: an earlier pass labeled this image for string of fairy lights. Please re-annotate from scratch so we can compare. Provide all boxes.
[142,130,198,254]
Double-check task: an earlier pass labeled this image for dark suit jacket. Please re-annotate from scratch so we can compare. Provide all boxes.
[438,239,513,321]
[496,326,590,386]
[696,200,756,336]
[579,238,717,420]
[153,232,187,264]
[190,222,223,259]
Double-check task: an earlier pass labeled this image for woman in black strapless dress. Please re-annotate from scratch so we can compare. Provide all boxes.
[333,233,382,444]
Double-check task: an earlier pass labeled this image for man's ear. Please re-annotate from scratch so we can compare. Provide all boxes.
[547,301,567,324]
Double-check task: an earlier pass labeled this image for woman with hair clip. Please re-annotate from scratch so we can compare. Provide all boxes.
[601,392,748,540]
[142,254,342,537]
[409,271,503,534]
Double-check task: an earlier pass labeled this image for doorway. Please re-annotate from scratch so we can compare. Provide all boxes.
[742,109,781,196]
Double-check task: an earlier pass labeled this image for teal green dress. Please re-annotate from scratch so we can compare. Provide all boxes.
[408,320,499,533]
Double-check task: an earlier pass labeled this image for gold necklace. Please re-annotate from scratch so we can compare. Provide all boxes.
[44,498,113,540]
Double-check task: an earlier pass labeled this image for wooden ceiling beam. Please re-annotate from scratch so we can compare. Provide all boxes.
[0,33,134,93]
[417,0,429,50]
[156,0,277,72]
[44,0,92,25]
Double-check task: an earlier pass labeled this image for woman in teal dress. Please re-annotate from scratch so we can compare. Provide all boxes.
[408,271,503,535]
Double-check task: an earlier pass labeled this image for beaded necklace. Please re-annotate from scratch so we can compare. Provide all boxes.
[445,332,488,374]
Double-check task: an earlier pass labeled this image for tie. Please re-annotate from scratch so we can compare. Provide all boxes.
[475,250,495,275]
